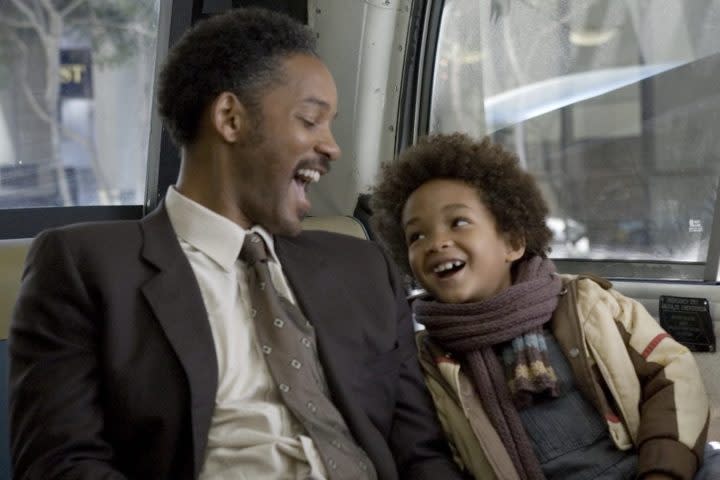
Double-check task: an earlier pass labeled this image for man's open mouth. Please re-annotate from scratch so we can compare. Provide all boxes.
[294,168,321,190]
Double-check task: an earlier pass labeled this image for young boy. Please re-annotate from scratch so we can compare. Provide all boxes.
[371,133,718,480]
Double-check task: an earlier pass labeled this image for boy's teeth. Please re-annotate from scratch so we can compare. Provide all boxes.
[296,168,320,183]
[433,260,464,273]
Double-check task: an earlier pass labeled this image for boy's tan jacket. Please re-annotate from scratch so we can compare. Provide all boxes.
[417,274,709,480]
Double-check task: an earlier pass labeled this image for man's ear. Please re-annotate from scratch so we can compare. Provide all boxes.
[210,91,250,143]
[504,235,526,263]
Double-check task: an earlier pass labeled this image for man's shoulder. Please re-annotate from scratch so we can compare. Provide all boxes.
[28,215,166,274]
[36,218,143,250]
[277,229,393,279]
[35,205,169,249]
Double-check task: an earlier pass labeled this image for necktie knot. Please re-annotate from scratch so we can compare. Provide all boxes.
[240,232,269,265]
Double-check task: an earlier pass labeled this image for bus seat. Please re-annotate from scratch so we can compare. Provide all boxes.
[352,194,377,241]
[0,240,30,341]
[0,340,8,479]
[301,215,369,240]
[0,239,27,480]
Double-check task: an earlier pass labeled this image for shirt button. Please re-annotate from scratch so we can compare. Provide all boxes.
[274,318,285,328]
[251,235,261,243]
[307,401,317,413]
[328,458,337,470]
[301,337,312,348]
[250,308,257,318]
[331,440,342,449]
[569,347,580,358]
[261,345,272,354]
[279,383,290,392]
[291,359,302,369]
[259,282,266,290]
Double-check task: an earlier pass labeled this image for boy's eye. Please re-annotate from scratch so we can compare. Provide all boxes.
[452,218,470,227]
[406,232,424,245]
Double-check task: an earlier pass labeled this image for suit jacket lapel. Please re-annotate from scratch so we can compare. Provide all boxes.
[139,205,218,478]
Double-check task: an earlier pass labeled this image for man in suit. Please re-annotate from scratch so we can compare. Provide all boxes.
[9,7,463,480]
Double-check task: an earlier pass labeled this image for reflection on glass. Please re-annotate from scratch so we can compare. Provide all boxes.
[431,0,720,262]
[0,0,161,208]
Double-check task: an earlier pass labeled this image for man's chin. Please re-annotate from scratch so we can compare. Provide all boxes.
[270,215,304,237]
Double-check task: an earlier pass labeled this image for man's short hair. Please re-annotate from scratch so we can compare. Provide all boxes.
[157,8,317,146]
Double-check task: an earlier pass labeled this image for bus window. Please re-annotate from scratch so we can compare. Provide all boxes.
[0,0,162,209]
[428,0,720,280]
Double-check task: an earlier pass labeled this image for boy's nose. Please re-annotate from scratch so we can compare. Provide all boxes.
[428,235,453,252]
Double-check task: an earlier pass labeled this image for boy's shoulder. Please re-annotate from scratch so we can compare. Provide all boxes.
[557,273,618,315]
[557,272,613,291]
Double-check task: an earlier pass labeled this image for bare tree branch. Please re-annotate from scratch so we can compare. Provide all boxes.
[5,30,53,124]
[8,0,44,35]
[56,125,113,204]
[21,82,55,126]
[5,4,73,205]
[37,0,56,21]
[0,15,34,29]
[60,0,87,17]
[31,0,48,29]
[68,19,156,38]
[8,0,53,59]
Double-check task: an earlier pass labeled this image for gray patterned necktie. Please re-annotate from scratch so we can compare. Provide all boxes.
[240,232,377,480]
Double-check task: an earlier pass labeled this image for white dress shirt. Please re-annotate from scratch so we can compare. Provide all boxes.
[165,187,327,480]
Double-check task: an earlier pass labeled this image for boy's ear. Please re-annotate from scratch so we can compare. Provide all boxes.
[209,91,251,143]
[504,235,526,263]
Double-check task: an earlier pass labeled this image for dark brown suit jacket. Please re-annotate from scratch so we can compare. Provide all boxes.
[9,206,462,480]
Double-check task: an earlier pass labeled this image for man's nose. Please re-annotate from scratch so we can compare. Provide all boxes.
[317,130,341,162]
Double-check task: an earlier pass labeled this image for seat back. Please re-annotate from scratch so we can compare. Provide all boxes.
[0,339,7,479]
[0,239,28,479]
[301,215,369,240]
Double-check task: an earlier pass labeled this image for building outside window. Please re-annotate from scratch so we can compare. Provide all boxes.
[0,0,161,209]
[431,0,720,266]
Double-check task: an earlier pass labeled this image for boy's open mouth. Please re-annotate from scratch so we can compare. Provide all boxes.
[432,260,466,278]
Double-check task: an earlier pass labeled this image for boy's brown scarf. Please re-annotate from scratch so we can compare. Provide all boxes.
[414,256,562,480]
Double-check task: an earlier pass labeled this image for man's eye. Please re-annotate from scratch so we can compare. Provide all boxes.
[300,117,316,127]
[452,218,470,227]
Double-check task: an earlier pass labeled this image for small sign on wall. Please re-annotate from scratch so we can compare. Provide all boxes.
[60,49,93,99]
[660,295,716,352]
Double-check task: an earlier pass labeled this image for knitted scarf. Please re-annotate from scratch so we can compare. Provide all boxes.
[414,256,562,480]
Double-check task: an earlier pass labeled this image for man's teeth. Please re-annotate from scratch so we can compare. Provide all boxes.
[433,260,464,273]
[296,168,321,183]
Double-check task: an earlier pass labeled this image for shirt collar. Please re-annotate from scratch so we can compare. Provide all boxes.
[165,187,281,271]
